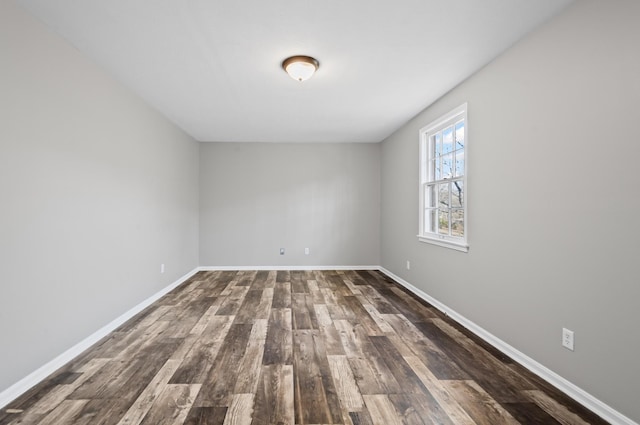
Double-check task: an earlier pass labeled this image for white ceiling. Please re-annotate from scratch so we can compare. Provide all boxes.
[17,0,573,143]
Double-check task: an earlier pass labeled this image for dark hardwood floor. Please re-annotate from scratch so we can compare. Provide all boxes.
[0,270,608,424]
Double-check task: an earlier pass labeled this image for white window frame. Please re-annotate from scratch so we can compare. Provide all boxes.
[418,103,468,252]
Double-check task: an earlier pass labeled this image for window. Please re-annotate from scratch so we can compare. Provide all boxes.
[419,103,468,252]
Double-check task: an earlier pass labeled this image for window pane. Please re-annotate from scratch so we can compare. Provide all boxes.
[455,120,464,150]
[438,183,449,208]
[454,149,464,178]
[438,209,449,234]
[442,153,453,179]
[451,209,464,237]
[425,208,436,233]
[443,126,454,154]
[434,133,442,157]
[425,184,436,208]
[451,180,463,208]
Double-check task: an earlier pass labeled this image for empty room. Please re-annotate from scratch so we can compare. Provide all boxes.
[1,0,639,424]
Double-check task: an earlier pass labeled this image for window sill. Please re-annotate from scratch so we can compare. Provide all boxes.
[417,235,469,253]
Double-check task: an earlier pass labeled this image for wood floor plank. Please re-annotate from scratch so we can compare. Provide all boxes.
[381,314,469,380]
[388,392,455,425]
[222,394,254,425]
[216,286,250,316]
[342,278,362,295]
[28,358,110,417]
[429,318,537,393]
[293,330,335,425]
[233,290,264,324]
[6,375,96,425]
[170,335,201,361]
[189,298,224,335]
[501,402,563,424]
[68,340,183,423]
[349,410,375,425]
[199,275,233,298]
[313,332,349,424]
[272,281,292,309]
[183,406,227,425]
[38,399,88,425]
[307,279,327,303]
[291,293,318,330]
[250,271,270,289]
[417,320,531,402]
[139,384,201,425]
[315,303,346,356]
[523,390,591,425]
[253,287,274,321]
[313,270,332,288]
[170,315,235,384]
[275,270,290,283]
[251,365,294,425]
[360,303,395,333]
[114,320,173,360]
[91,319,168,362]
[325,272,353,297]
[116,359,183,425]
[442,381,519,425]
[234,319,268,394]
[69,356,139,400]
[290,271,307,293]
[403,356,476,425]
[357,286,400,315]
[368,335,428,394]
[341,296,384,336]
[333,320,402,395]
[63,398,126,425]
[194,324,253,407]
[262,308,293,365]
[321,288,356,321]
[327,355,364,410]
[388,286,440,321]
[235,271,257,287]
[163,297,216,339]
[362,395,403,425]
[218,280,239,297]
[379,313,430,343]
[264,271,277,288]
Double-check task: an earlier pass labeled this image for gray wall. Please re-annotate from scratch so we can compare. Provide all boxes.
[380,0,640,421]
[0,1,199,392]
[200,143,380,267]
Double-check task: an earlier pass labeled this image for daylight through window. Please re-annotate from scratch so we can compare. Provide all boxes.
[418,103,468,252]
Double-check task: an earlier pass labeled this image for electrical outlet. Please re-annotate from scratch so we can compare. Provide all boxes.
[406,260,411,270]
[562,328,574,351]
[160,263,165,273]
[280,248,285,255]
[305,247,310,255]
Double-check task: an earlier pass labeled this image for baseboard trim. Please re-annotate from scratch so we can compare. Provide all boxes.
[198,265,380,271]
[0,267,200,410]
[378,267,637,425]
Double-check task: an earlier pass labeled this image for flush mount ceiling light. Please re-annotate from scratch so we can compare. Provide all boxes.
[282,55,319,82]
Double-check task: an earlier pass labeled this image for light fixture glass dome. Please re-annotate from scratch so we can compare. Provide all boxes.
[282,55,319,82]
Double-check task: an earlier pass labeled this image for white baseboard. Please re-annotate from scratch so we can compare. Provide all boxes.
[378,267,637,425]
[0,267,200,410]
[198,265,380,271]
